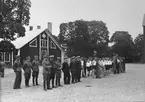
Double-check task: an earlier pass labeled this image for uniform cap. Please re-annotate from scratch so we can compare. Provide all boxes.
[57,57,61,59]
[49,55,54,58]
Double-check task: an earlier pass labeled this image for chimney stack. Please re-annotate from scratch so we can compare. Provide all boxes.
[48,22,52,33]
[29,26,33,31]
[37,25,41,29]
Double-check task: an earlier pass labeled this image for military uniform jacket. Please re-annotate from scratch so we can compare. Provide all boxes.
[13,60,21,72]
[32,60,39,72]
[76,61,81,70]
[70,62,76,71]
[50,60,55,69]
[0,61,5,72]
[42,59,51,74]
[23,61,32,73]
[55,61,61,71]
[62,62,69,73]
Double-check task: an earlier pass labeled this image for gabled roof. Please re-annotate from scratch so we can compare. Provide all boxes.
[12,28,45,49]
[143,14,145,26]
[12,28,63,52]
[45,29,63,52]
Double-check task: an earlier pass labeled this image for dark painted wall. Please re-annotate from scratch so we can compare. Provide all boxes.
[49,37,61,61]
[20,36,39,64]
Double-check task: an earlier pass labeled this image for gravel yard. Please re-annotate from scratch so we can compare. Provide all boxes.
[0,64,145,102]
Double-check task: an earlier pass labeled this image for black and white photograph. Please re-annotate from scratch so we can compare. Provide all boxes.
[0,0,145,102]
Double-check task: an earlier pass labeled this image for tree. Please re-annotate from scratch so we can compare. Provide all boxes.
[87,20,109,57]
[0,0,31,41]
[0,40,16,52]
[134,34,144,62]
[58,20,109,57]
[110,31,134,62]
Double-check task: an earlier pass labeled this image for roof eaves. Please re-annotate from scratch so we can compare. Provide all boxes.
[45,29,63,52]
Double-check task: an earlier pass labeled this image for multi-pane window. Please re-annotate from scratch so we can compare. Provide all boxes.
[50,41,56,49]
[41,40,47,48]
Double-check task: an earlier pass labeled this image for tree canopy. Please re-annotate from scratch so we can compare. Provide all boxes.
[0,0,31,41]
[0,40,16,52]
[58,20,109,57]
[110,31,134,61]
[134,34,144,62]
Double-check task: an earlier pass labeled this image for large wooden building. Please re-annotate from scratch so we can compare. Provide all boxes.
[0,22,64,65]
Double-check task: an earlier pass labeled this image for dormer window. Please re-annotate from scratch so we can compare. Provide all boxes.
[29,38,37,47]
[50,41,56,49]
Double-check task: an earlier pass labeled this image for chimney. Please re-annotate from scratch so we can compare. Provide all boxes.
[37,25,41,29]
[47,22,52,33]
[29,26,33,31]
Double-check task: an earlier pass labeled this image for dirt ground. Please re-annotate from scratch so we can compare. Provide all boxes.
[0,64,145,102]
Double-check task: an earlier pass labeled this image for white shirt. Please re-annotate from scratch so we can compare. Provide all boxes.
[92,60,96,66]
[86,61,91,67]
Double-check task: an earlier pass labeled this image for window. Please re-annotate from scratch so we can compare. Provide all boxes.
[4,52,10,62]
[50,41,56,49]
[41,39,47,48]
[0,52,3,60]
[29,38,37,47]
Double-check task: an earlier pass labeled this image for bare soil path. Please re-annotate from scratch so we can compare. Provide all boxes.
[0,64,145,102]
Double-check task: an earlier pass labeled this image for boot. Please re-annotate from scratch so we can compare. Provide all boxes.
[36,78,39,85]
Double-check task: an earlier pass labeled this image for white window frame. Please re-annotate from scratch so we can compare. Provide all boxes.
[4,52,10,62]
[50,41,56,49]
[41,39,47,48]
[29,38,37,47]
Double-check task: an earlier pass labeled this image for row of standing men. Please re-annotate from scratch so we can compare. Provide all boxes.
[1,55,125,91]
[12,55,83,91]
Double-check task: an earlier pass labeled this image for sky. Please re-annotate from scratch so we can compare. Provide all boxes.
[29,0,145,39]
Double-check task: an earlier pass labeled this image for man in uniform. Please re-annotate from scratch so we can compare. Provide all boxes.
[70,56,77,84]
[49,55,56,88]
[13,55,22,89]
[0,56,5,78]
[76,56,81,82]
[112,55,117,74]
[23,56,32,87]
[122,57,126,73]
[92,57,96,78]
[42,55,52,91]
[55,57,62,87]
[62,58,70,84]
[83,57,87,77]
[32,55,40,86]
